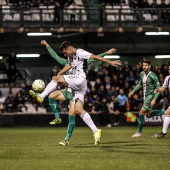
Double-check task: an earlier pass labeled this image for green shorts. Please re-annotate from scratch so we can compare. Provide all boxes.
[142,94,154,111]
[61,88,73,102]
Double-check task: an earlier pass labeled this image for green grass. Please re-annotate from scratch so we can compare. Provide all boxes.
[0,127,169,170]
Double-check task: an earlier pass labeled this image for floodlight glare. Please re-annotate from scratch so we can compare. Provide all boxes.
[27,32,52,36]
[155,55,170,59]
[145,32,169,35]
[16,54,40,57]
[104,55,120,59]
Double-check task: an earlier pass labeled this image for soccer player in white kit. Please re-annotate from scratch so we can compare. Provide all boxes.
[154,64,170,138]
[30,41,121,145]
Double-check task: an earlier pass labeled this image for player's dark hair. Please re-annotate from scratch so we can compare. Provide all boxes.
[60,41,72,51]
[142,60,151,65]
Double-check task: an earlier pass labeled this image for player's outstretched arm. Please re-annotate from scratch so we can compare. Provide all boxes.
[90,54,121,67]
[88,48,117,63]
[98,48,117,57]
[41,40,68,66]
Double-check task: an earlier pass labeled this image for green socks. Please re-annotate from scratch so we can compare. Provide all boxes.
[48,98,60,118]
[148,110,165,118]
[138,114,144,132]
[137,110,165,132]
[66,115,76,141]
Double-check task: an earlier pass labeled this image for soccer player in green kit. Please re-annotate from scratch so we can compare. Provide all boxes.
[40,40,117,145]
[128,60,165,137]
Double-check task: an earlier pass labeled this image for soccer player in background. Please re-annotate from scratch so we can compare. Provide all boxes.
[128,60,165,137]
[153,64,170,138]
[40,40,116,145]
[30,41,121,145]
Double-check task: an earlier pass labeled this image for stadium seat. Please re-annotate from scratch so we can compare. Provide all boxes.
[32,15,40,21]
[0,0,6,5]
[13,14,20,21]
[3,14,13,21]
[124,0,130,5]
[2,5,11,13]
[107,15,118,21]
[47,6,54,21]
[147,0,153,5]
[152,15,158,21]
[42,14,50,21]
[24,15,31,21]
[39,5,47,10]
[81,9,87,21]
[165,0,169,5]
[121,5,131,14]
[113,5,121,14]
[74,0,84,6]
[106,5,119,21]
[124,15,134,21]
[31,9,40,21]
[143,13,152,21]
[105,5,113,14]
[41,7,49,20]
[156,0,161,5]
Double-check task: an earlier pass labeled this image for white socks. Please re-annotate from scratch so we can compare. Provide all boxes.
[162,116,170,133]
[80,111,98,134]
[40,80,58,99]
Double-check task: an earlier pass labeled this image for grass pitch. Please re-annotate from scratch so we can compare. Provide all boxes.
[0,126,169,170]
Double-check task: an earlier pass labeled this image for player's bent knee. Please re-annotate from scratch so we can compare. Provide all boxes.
[52,75,58,80]
[48,93,54,99]
[74,107,82,115]
[139,110,145,115]
[52,75,62,80]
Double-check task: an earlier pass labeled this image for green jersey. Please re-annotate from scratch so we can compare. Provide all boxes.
[134,71,161,100]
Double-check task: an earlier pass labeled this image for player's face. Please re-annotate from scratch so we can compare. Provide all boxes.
[143,63,150,73]
[62,46,74,57]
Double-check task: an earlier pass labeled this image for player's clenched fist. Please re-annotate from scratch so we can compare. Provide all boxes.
[107,48,117,54]
[41,40,49,47]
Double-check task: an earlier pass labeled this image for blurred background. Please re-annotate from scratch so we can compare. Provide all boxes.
[0,0,170,127]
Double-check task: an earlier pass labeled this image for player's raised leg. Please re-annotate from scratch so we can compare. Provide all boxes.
[30,75,68,103]
[29,79,58,103]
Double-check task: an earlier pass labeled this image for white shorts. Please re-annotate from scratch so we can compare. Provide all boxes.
[63,74,87,104]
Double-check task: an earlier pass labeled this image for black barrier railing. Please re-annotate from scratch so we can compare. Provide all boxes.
[0,7,170,29]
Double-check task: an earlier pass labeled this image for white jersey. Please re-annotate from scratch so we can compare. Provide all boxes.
[162,75,170,90]
[68,48,92,78]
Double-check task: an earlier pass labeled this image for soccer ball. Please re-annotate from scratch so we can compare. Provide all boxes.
[32,79,45,92]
